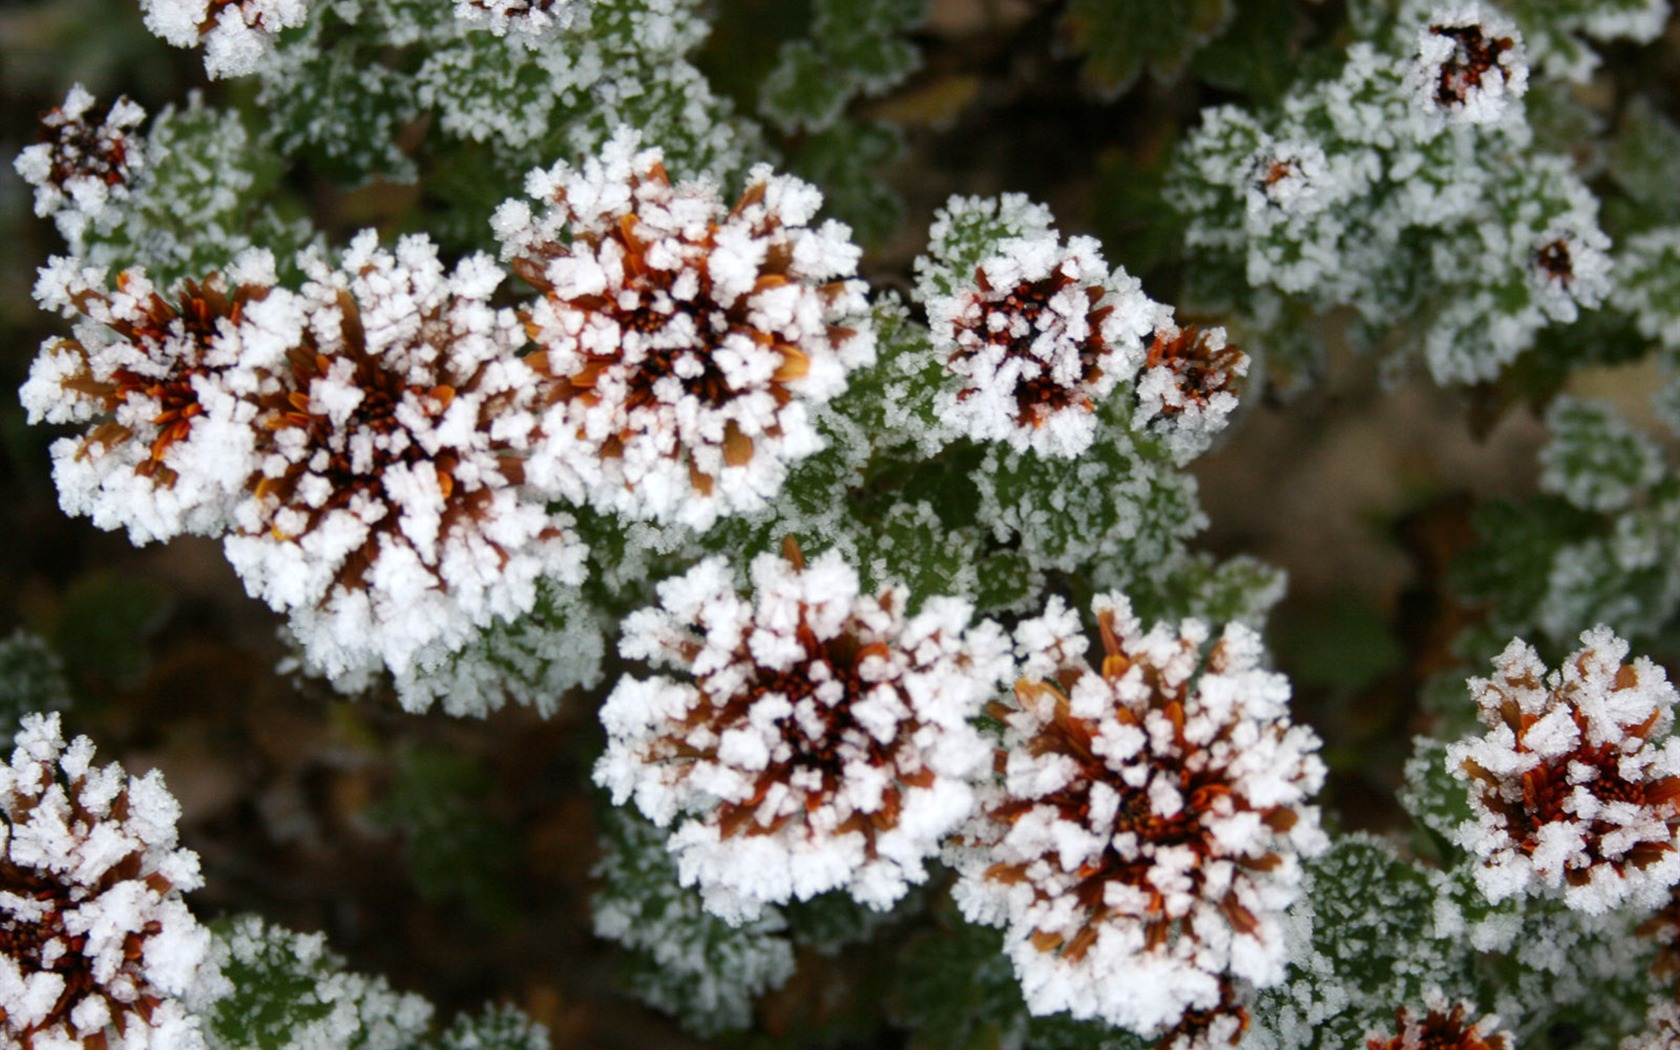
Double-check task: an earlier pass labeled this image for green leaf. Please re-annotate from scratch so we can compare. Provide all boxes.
[1060,0,1235,99]
[50,572,171,696]
[0,631,73,734]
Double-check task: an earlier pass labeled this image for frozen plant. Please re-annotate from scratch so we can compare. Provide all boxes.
[0,713,222,1049]
[951,593,1327,1039]
[14,85,147,248]
[595,543,1009,923]
[1447,626,1680,914]
[494,130,875,530]
[1365,998,1510,1050]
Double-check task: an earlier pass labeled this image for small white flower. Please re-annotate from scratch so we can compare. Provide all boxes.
[13,85,146,247]
[139,0,311,79]
[1407,3,1528,126]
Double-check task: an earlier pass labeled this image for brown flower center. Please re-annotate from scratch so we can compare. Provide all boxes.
[1429,23,1516,108]
[953,271,1110,428]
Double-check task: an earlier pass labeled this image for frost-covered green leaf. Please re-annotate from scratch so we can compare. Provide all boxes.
[1613,227,1680,354]
[592,804,796,1036]
[759,0,920,133]
[203,916,434,1050]
[365,746,517,926]
[81,99,312,283]
[389,581,606,718]
[421,1005,548,1050]
[1399,736,1474,852]
[0,631,72,732]
[1539,398,1664,513]
[1502,0,1670,82]
[782,119,904,245]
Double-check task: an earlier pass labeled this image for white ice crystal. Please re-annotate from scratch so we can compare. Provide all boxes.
[14,85,146,248]
[1447,626,1680,914]
[139,0,311,79]
[220,231,588,684]
[1,713,223,1049]
[1407,3,1528,127]
[20,252,278,545]
[495,129,875,530]
[594,547,1010,924]
[917,195,1165,458]
[951,594,1326,1037]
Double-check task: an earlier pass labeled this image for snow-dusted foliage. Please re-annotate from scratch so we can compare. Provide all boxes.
[914,194,1164,458]
[951,594,1326,1037]
[140,0,312,79]
[495,130,876,529]
[595,545,1009,923]
[1168,4,1612,385]
[14,86,147,247]
[1448,627,1680,914]
[0,713,222,1049]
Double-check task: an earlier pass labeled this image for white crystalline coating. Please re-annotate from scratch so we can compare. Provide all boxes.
[0,713,221,1049]
[219,231,588,686]
[14,85,147,247]
[454,0,590,44]
[1131,323,1250,464]
[1447,626,1680,914]
[19,251,278,545]
[1407,3,1528,127]
[496,128,875,531]
[594,548,1011,924]
[1528,220,1612,324]
[924,229,1163,459]
[139,0,311,79]
[1625,997,1680,1050]
[950,594,1326,1037]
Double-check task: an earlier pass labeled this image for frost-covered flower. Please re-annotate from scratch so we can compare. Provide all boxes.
[1408,4,1528,126]
[139,0,311,79]
[926,232,1160,458]
[20,252,279,544]
[1157,979,1250,1050]
[1529,224,1612,324]
[1447,626,1680,914]
[1132,323,1248,462]
[1243,141,1329,217]
[222,231,587,684]
[1365,1000,1510,1050]
[594,544,1009,924]
[1625,997,1680,1050]
[454,0,588,43]
[1,713,220,1049]
[14,86,146,245]
[494,130,875,530]
[951,594,1325,1036]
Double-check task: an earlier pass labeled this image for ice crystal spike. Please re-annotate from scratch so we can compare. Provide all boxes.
[222,232,588,686]
[951,594,1326,1036]
[594,546,1010,924]
[20,253,279,545]
[1365,1000,1510,1050]
[454,0,590,43]
[0,713,219,1050]
[495,129,876,530]
[13,86,146,247]
[1448,626,1680,914]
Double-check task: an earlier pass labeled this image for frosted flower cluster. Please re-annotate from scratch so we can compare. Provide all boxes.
[13,86,146,247]
[917,194,1166,458]
[494,130,875,530]
[21,252,280,545]
[1,713,219,1049]
[1365,1000,1509,1050]
[1447,626,1680,914]
[1406,4,1528,127]
[1133,323,1248,463]
[139,0,310,79]
[595,545,1010,924]
[23,235,588,699]
[1625,998,1680,1050]
[951,594,1327,1036]
[454,0,590,43]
